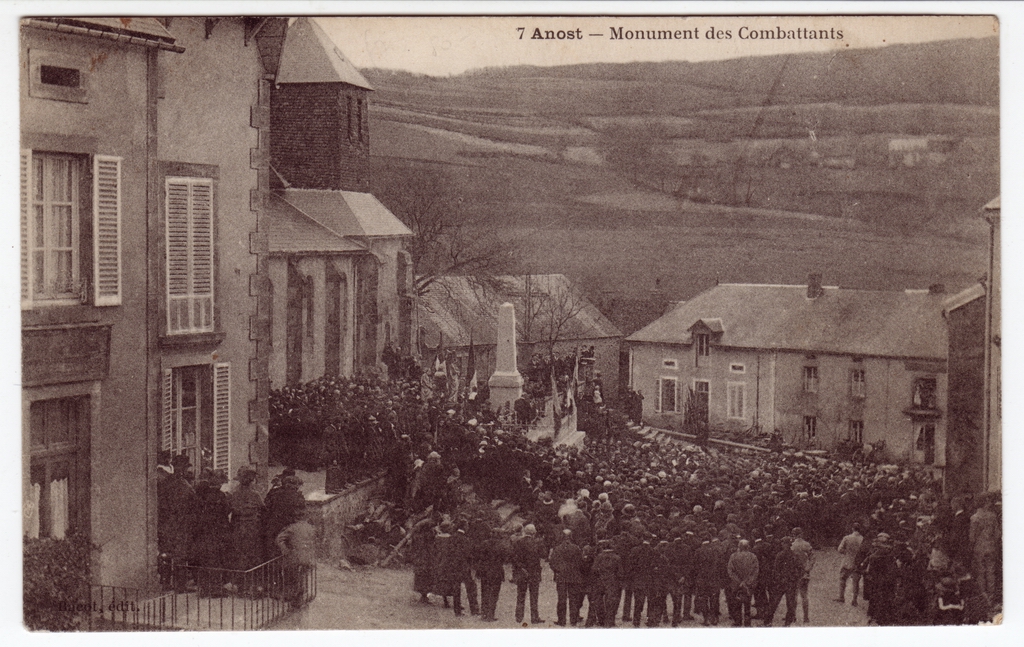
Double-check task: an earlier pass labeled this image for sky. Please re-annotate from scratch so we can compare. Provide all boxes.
[318,15,997,77]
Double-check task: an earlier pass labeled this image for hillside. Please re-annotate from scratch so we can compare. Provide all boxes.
[364,37,997,334]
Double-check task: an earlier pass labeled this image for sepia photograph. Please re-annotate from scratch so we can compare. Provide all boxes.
[12,5,1008,634]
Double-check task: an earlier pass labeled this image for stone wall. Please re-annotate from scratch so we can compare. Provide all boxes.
[305,475,384,562]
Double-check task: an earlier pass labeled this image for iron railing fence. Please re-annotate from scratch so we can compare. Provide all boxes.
[88,556,315,631]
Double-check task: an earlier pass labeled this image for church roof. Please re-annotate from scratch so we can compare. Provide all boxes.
[277,189,412,239]
[266,193,366,254]
[276,17,373,89]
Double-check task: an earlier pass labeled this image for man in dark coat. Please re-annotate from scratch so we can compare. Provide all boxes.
[548,529,585,626]
[432,521,467,615]
[158,454,197,592]
[265,472,306,559]
[628,535,657,626]
[766,535,803,626]
[693,536,722,625]
[230,467,265,577]
[453,526,479,615]
[591,540,623,627]
[671,531,697,624]
[511,524,546,624]
[475,528,509,621]
[862,533,899,625]
[726,539,759,626]
[751,534,779,622]
[409,517,436,604]
[193,469,232,597]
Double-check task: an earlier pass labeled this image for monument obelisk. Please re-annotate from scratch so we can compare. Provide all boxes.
[488,302,523,413]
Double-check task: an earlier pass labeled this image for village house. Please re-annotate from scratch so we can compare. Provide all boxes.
[625,275,950,476]
[417,274,622,396]
[19,16,366,593]
[943,196,1000,495]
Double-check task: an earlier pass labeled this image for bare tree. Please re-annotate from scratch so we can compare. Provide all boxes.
[519,275,589,359]
[373,165,520,295]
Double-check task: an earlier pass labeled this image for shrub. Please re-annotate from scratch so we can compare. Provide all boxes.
[23,533,96,631]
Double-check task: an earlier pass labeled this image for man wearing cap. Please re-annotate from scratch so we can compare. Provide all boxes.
[592,539,623,627]
[548,528,585,626]
[835,522,863,605]
[726,539,759,627]
[511,524,546,624]
[265,471,306,559]
[790,527,815,623]
[275,507,316,608]
[766,536,802,627]
[862,532,898,625]
[158,453,198,592]
[476,527,510,621]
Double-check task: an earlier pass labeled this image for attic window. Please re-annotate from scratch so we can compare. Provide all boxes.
[29,49,88,103]
[663,359,678,370]
[730,363,745,374]
[695,334,710,357]
[40,65,80,88]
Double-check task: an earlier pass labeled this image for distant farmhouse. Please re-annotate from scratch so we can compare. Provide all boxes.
[887,136,957,167]
[626,276,950,474]
[417,274,622,393]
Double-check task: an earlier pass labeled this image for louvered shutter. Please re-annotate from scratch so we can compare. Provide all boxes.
[190,181,214,330]
[166,179,190,332]
[20,150,32,308]
[93,155,122,305]
[212,362,231,473]
[656,378,662,413]
[161,368,173,452]
[674,379,681,413]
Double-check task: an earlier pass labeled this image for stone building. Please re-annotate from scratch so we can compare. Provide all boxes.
[266,17,413,387]
[625,276,950,475]
[943,196,1000,495]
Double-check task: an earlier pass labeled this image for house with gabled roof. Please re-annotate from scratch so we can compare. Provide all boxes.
[625,274,950,474]
[417,274,622,394]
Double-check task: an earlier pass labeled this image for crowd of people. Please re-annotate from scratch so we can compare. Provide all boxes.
[265,360,1001,627]
[156,455,315,605]
[401,422,1002,627]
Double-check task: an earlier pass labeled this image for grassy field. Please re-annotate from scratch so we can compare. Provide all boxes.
[364,38,996,333]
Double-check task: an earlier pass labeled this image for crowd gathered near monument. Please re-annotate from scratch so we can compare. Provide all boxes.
[156,303,1002,627]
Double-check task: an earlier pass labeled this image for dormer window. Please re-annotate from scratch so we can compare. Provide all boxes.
[695,333,710,357]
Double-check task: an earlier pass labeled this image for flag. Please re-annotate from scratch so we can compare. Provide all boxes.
[551,367,562,432]
[466,332,477,397]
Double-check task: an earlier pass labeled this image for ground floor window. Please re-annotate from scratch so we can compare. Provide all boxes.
[803,415,817,439]
[27,395,90,539]
[162,363,231,476]
[849,420,864,444]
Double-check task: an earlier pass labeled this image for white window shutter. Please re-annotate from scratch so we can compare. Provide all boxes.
[93,155,122,305]
[212,362,231,473]
[21,149,32,309]
[161,368,173,452]
[190,180,213,303]
[656,378,662,413]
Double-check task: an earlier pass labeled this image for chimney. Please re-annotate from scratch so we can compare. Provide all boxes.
[807,273,824,299]
[929,283,946,295]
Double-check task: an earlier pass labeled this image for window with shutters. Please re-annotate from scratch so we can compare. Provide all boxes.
[165,177,215,334]
[27,395,90,540]
[20,151,121,308]
[161,363,230,476]
[727,382,745,419]
[804,415,817,439]
[849,420,864,444]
